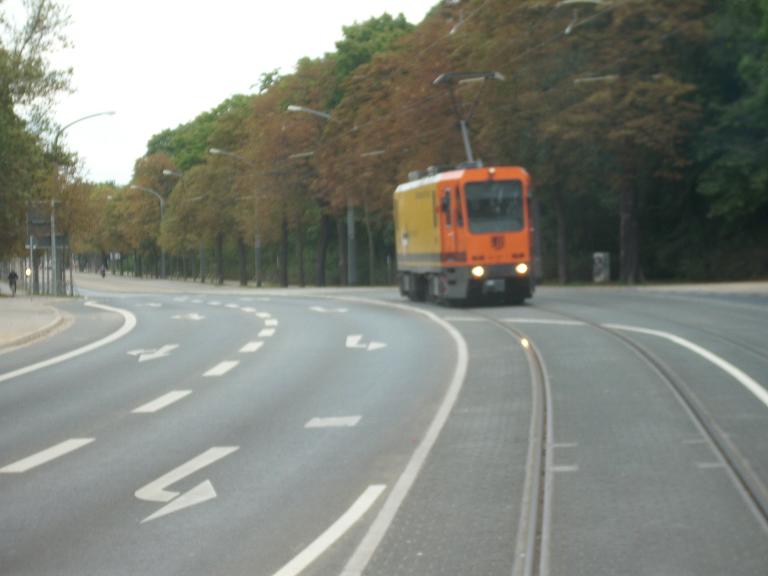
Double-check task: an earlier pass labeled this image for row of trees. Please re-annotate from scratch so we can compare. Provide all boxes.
[4,1,767,286]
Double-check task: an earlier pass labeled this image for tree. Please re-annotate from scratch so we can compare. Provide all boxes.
[0,0,71,257]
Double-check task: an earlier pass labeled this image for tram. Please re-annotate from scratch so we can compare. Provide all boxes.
[394,164,535,304]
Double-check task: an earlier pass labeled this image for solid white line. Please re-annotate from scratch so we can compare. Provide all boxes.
[441,316,489,322]
[0,301,137,384]
[305,416,361,428]
[605,323,768,409]
[503,318,586,326]
[258,328,276,338]
[203,361,240,377]
[340,302,469,576]
[272,485,386,576]
[0,438,95,473]
[239,341,264,353]
[132,390,191,413]
[265,319,279,327]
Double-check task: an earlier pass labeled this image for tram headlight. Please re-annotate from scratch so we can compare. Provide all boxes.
[515,263,529,275]
[471,265,486,279]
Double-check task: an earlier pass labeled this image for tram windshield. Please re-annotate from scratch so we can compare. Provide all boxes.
[465,180,524,233]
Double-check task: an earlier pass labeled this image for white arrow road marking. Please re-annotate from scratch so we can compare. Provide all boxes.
[310,306,349,313]
[346,335,387,352]
[272,485,386,576]
[305,416,361,428]
[1,438,94,474]
[203,361,240,377]
[172,313,205,321]
[240,341,264,353]
[143,480,217,523]
[127,344,179,363]
[135,446,239,523]
[132,390,191,413]
[258,328,276,338]
[265,319,279,327]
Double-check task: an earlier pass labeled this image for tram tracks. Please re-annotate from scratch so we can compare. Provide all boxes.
[530,303,768,530]
[466,311,553,576]
[462,301,768,576]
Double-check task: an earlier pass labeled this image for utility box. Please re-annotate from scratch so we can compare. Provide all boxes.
[593,252,610,283]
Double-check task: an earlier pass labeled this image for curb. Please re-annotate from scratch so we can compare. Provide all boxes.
[0,305,70,353]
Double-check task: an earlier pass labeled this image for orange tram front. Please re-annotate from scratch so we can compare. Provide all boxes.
[394,165,535,304]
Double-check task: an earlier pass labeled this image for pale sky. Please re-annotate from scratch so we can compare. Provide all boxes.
[38,1,440,184]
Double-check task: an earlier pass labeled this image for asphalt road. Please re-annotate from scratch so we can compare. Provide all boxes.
[1,278,766,576]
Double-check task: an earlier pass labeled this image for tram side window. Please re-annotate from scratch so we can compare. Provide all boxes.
[465,180,524,233]
[442,189,452,226]
[455,187,464,227]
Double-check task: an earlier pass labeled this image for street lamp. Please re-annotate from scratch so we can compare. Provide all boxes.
[208,147,263,287]
[50,110,116,296]
[286,105,332,121]
[433,71,504,163]
[286,104,359,286]
[129,184,166,279]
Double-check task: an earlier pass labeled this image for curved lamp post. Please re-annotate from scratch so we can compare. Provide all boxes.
[208,147,263,287]
[50,110,116,296]
[285,104,359,286]
[130,184,166,279]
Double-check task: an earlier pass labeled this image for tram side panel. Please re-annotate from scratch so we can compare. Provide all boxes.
[394,178,444,299]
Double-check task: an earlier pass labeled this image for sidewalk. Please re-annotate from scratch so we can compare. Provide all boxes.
[0,296,69,352]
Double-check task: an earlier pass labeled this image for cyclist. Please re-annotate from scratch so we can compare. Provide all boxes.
[7,270,18,296]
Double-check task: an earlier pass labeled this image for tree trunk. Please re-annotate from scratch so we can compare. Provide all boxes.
[280,214,289,287]
[554,187,568,284]
[363,200,375,286]
[238,236,247,286]
[316,213,332,287]
[199,241,206,283]
[336,216,347,286]
[619,182,639,284]
[216,232,224,285]
[296,212,305,287]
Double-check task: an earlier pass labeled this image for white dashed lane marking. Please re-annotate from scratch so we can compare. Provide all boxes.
[132,391,192,413]
[258,328,276,338]
[203,361,240,377]
[240,341,264,353]
[305,416,362,429]
[1,439,95,474]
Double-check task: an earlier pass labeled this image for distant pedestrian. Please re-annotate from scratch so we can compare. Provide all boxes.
[7,270,18,296]
[99,264,106,278]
